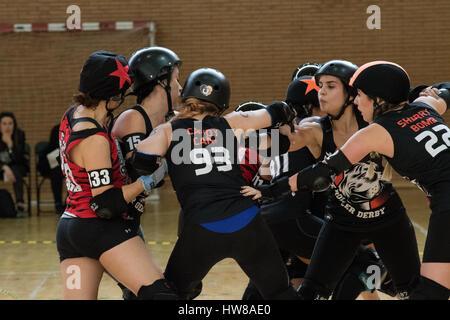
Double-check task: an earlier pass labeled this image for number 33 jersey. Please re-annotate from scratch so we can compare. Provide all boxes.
[59,106,124,219]
[167,116,256,225]
[375,102,450,202]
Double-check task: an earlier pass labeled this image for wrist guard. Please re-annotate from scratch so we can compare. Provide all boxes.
[265,101,296,129]
[258,176,292,201]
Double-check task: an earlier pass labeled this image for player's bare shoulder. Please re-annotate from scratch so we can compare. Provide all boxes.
[113,109,146,139]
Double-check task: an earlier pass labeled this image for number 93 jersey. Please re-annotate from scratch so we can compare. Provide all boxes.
[375,102,450,207]
[167,116,256,225]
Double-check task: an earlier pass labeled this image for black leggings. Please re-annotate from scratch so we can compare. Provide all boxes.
[423,209,450,262]
[268,214,323,259]
[165,213,297,300]
[301,213,421,297]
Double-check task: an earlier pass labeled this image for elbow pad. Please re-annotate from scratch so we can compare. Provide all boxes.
[297,150,352,192]
[265,101,296,128]
[126,150,163,181]
[297,163,333,192]
[325,149,353,174]
[90,188,128,219]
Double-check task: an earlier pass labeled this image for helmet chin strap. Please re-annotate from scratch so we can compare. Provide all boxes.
[104,98,115,133]
[157,72,175,121]
[105,95,126,133]
[327,96,354,121]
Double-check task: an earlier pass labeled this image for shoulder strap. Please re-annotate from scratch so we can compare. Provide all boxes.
[317,116,333,160]
[67,106,103,130]
[132,105,153,137]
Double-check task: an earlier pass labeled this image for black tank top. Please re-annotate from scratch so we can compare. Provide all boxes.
[166,116,256,224]
[375,102,450,213]
[118,105,153,154]
[116,105,154,219]
[318,111,402,228]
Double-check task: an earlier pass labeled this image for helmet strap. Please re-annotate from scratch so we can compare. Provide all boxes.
[328,96,354,121]
[105,98,115,133]
[157,73,175,121]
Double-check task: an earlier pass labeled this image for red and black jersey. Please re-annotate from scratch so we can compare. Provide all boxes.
[59,106,124,219]
[239,146,260,185]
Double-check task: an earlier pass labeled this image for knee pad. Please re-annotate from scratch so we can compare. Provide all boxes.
[137,279,179,300]
[352,246,387,291]
[242,281,263,300]
[377,273,397,298]
[392,276,420,300]
[332,272,366,300]
[117,282,138,300]
[297,279,332,300]
[409,276,450,300]
[185,281,203,300]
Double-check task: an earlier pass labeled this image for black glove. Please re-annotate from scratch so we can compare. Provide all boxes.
[266,101,296,129]
[258,176,292,202]
[297,162,333,192]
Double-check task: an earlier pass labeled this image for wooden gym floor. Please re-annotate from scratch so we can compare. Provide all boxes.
[0,181,430,300]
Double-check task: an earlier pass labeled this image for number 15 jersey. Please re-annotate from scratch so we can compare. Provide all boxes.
[166,116,255,225]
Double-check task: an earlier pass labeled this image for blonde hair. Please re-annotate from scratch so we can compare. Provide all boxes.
[174,98,220,120]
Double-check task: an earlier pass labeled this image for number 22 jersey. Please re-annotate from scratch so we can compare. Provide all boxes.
[375,102,450,212]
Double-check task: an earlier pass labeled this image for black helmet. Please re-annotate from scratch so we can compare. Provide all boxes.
[285,75,320,118]
[235,101,266,112]
[315,60,358,120]
[292,62,321,80]
[182,68,230,112]
[315,60,358,86]
[129,46,181,93]
[349,61,410,104]
[79,51,132,100]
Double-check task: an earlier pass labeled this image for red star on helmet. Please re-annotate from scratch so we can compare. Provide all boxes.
[109,58,131,89]
[300,78,320,94]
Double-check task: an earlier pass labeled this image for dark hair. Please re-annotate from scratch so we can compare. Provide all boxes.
[369,95,402,120]
[0,111,20,150]
[72,92,102,109]
[136,81,157,104]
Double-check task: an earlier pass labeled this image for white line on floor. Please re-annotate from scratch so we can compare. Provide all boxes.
[28,272,51,300]
[411,220,428,236]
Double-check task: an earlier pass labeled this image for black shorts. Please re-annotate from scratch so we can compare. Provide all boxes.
[56,216,141,262]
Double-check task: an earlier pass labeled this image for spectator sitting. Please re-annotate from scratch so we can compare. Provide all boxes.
[37,124,65,215]
[0,112,29,218]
